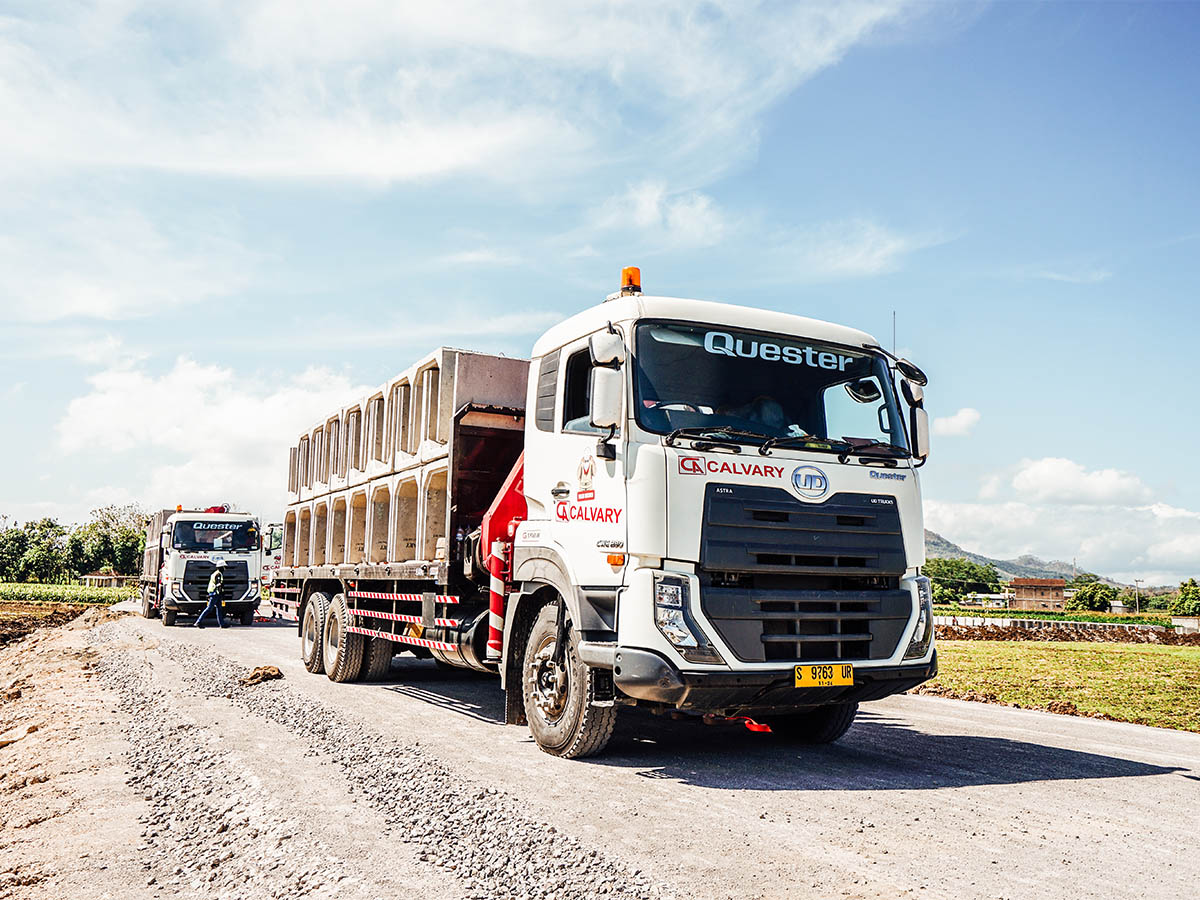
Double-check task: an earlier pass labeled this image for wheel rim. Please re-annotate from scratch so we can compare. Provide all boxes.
[528,637,569,722]
[325,612,340,661]
[302,607,319,658]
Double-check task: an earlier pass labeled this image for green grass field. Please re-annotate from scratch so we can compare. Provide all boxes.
[926,640,1200,733]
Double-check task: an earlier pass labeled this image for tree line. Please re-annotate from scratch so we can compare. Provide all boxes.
[923,556,1200,616]
[0,505,148,583]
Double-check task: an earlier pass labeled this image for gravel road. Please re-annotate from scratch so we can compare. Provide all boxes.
[2,608,1198,900]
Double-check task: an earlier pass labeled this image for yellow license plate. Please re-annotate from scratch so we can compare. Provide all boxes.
[794,663,854,688]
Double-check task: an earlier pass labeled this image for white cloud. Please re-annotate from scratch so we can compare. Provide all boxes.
[771,219,941,279]
[56,359,373,518]
[1032,267,1112,284]
[593,181,730,250]
[926,497,1200,586]
[435,248,522,267]
[932,407,980,437]
[928,457,1193,584]
[0,1,919,185]
[0,203,255,322]
[1008,457,1153,506]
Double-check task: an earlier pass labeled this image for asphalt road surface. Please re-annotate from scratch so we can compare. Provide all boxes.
[7,607,1198,900]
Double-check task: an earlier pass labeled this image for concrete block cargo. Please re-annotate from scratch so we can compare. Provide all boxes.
[270,267,938,758]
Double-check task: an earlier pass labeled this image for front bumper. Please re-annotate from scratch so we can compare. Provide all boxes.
[164,599,260,615]
[613,647,937,714]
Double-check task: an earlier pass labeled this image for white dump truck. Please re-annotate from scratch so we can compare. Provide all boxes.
[272,268,936,757]
[140,506,264,626]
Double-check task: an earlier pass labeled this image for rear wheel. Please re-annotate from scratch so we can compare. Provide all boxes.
[766,703,858,744]
[359,637,393,681]
[141,587,159,619]
[521,603,616,759]
[301,592,331,673]
[323,593,364,683]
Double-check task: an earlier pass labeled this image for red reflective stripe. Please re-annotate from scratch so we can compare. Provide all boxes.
[346,591,459,604]
[349,608,457,628]
[271,586,301,594]
[346,625,456,652]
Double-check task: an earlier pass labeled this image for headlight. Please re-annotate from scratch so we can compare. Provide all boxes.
[653,573,723,665]
[904,575,934,659]
[169,581,185,600]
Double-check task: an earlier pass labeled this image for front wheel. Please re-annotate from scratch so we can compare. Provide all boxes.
[766,703,858,744]
[521,603,616,759]
[162,607,177,627]
[239,607,256,627]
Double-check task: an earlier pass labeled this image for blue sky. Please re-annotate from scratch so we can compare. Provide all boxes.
[2,1,1198,583]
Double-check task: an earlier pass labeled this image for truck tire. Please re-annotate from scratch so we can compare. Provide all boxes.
[141,587,159,619]
[359,637,393,681]
[766,703,858,744]
[162,607,177,627]
[239,607,256,627]
[301,592,331,673]
[521,603,616,759]
[323,594,364,683]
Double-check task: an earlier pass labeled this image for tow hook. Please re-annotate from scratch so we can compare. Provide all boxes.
[702,714,772,733]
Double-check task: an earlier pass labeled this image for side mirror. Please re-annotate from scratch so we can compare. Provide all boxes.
[896,358,927,386]
[589,367,622,429]
[911,406,930,461]
[845,379,882,403]
[900,379,923,406]
[589,331,626,366]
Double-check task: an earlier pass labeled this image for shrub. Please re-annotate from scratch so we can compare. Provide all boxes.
[0,582,135,606]
[1170,579,1200,617]
[1066,582,1117,613]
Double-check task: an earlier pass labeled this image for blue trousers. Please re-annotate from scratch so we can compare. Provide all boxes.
[195,592,225,627]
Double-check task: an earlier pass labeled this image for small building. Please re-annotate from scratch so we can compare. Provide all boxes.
[80,573,139,589]
[964,592,1012,609]
[1010,578,1066,611]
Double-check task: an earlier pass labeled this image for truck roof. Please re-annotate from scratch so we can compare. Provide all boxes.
[531,295,881,358]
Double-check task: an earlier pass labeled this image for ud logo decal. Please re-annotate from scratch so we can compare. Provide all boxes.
[791,466,829,499]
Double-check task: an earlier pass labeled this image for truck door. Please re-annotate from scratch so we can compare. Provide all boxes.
[524,333,627,587]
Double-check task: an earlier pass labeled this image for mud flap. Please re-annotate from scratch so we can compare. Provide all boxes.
[589,667,615,708]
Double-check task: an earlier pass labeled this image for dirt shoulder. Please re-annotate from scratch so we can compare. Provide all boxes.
[0,607,151,899]
[0,602,86,647]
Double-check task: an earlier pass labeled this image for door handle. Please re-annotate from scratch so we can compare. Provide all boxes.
[551,482,571,498]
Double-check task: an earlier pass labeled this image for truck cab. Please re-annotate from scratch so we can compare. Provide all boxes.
[508,269,935,749]
[140,508,264,626]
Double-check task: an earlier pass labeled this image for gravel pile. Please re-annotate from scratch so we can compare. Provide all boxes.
[91,630,363,899]
[101,628,670,900]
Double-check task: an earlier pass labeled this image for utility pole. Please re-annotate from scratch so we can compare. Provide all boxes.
[1134,579,1144,614]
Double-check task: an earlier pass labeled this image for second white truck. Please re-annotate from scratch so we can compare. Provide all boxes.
[271,268,936,757]
[140,506,264,626]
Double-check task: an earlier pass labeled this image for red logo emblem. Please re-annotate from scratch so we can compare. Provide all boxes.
[678,456,705,475]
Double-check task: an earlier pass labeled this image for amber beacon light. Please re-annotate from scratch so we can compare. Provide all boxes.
[620,266,641,295]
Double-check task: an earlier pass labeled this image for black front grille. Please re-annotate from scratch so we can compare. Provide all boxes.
[701,486,906,575]
[183,560,249,603]
[698,485,910,663]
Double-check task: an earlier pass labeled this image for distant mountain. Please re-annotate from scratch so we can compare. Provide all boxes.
[924,530,1128,587]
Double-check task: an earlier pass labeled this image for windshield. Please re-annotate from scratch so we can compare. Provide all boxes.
[633,321,908,452]
[172,520,259,552]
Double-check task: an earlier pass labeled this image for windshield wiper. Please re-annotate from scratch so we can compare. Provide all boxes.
[665,426,772,448]
[758,434,852,456]
[840,438,911,458]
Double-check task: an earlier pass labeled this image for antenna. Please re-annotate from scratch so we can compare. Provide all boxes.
[892,311,896,355]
